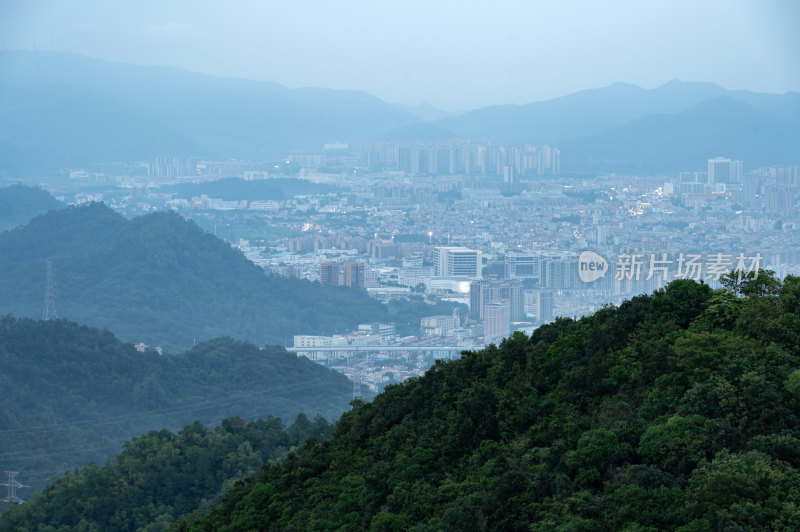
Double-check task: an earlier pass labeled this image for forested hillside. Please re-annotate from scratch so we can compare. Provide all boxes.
[0,317,352,494]
[0,184,63,232]
[0,203,447,351]
[0,414,332,531]
[181,274,800,531]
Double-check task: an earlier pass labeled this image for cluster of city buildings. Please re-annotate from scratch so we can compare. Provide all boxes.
[148,156,272,180]
[359,140,560,177]
[137,142,563,182]
[64,150,800,391]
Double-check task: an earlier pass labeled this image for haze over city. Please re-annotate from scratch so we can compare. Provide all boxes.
[1,2,799,530]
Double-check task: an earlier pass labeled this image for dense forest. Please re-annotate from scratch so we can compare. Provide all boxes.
[0,317,352,494]
[170,273,800,530]
[0,184,63,232]
[0,203,455,351]
[0,414,332,531]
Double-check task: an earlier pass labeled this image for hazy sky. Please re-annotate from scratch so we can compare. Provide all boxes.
[1,0,798,110]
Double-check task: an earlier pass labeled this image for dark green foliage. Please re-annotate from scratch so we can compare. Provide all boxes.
[0,203,450,351]
[0,317,352,495]
[720,268,782,299]
[183,275,800,530]
[0,414,332,531]
[0,185,63,232]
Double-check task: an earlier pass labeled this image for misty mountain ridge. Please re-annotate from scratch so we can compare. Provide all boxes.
[434,79,731,143]
[0,50,419,172]
[432,79,799,171]
[1,51,798,174]
[434,78,796,140]
[560,94,800,172]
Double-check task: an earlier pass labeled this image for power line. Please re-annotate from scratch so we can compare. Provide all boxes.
[42,261,57,320]
[1,471,27,504]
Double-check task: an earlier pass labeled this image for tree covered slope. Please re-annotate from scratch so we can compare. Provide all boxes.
[0,317,352,495]
[0,203,403,352]
[0,414,332,531]
[182,275,800,531]
[0,184,63,232]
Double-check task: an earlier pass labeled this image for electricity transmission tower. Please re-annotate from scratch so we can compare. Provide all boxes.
[42,260,57,320]
[1,471,27,504]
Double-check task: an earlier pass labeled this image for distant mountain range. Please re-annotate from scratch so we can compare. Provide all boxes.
[434,80,800,172]
[1,51,798,174]
[558,95,800,173]
[436,80,735,143]
[0,51,419,173]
